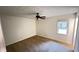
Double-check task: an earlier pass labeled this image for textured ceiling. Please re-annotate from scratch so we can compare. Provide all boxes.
[0,6,78,18]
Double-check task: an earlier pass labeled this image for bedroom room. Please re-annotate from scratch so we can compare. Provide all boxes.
[0,6,79,52]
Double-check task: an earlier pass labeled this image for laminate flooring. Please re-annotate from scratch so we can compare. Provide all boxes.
[6,35,73,52]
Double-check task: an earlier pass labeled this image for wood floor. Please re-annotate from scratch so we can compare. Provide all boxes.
[6,35,74,52]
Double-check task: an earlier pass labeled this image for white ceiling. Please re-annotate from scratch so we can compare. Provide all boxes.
[0,6,79,18]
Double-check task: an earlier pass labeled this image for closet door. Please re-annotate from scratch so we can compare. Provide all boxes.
[0,17,6,52]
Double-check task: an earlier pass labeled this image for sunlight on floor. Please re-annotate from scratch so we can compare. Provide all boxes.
[33,41,73,52]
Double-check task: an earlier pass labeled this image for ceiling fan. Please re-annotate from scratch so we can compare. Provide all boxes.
[36,13,46,20]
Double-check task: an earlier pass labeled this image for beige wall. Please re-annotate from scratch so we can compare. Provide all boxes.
[36,14,75,45]
[0,17,6,52]
[1,16,36,45]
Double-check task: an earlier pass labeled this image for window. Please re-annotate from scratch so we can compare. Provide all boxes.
[57,20,68,35]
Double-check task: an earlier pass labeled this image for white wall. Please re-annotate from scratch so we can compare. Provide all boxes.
[36,14,75,46]
[0,17,6,52]
[1,16,36,45]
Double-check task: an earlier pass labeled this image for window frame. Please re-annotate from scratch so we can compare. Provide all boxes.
[56,20,69,35]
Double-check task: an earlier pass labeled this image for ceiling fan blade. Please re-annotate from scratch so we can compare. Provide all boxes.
[41,16,46,19]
